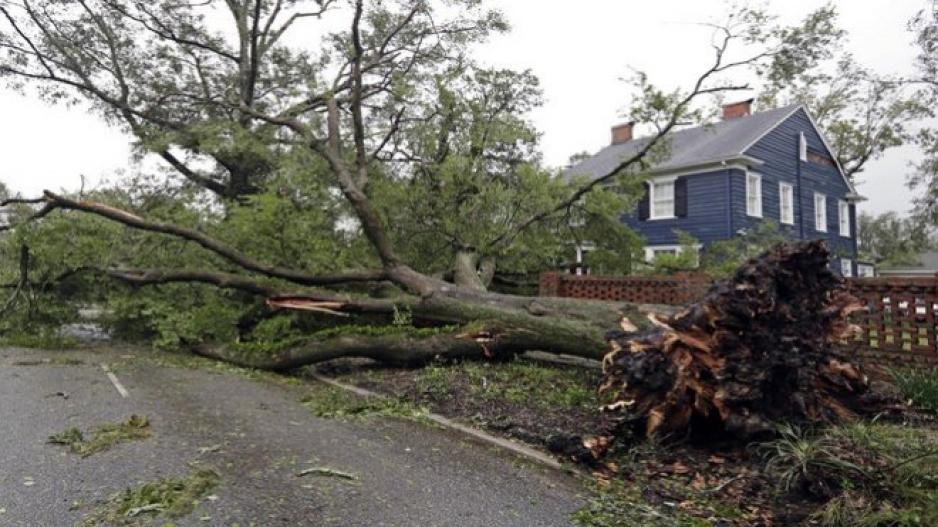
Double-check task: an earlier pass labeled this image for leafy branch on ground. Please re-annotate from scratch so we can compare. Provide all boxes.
[81,467,219,526]
[48,415,151,458]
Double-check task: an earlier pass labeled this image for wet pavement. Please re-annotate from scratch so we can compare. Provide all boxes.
[0,346,585,526]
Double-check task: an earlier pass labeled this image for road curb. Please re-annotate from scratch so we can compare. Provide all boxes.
[309,373,565,471]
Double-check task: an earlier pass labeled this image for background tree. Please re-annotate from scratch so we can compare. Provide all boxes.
[857,211,933,267]
[908,2,938,224]
[756,5,932,181]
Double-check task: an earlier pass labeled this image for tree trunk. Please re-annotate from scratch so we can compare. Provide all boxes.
[212,288,662,369]
[3,192,671,370]
[452,248,486,291]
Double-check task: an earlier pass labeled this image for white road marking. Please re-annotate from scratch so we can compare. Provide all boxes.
[101,363,129,398]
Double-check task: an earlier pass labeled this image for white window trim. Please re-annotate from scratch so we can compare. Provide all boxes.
[840,258,853,277]
[838,200,850,238]
[857,264,875,278]
[799,132,808,161]
[643,244,702,267]
[814,192,827,232]
[745,171,763,218]
[647,176,677,220]
[779,182,794,225]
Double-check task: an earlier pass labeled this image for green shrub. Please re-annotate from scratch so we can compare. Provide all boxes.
[892,367,938,412]
[761,422,938,526]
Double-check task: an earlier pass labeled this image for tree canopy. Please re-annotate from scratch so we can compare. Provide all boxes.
[858,210,934,267]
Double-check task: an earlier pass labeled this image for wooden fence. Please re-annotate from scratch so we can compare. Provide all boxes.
[539,271,938,366]
[845,277,938,366]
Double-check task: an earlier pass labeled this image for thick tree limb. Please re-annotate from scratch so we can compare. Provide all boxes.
[194,332,498,371]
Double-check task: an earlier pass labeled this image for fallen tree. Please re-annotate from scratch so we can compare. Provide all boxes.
[0,2,847,370]
[599,240,873,441]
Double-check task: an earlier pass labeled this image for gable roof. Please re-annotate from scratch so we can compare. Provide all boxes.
[565,104,859,196]
[566,105,800,179]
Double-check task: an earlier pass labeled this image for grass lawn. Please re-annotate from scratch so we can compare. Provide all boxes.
[311,355,609,446]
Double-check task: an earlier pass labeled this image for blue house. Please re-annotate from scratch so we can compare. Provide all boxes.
[566,100,865,276]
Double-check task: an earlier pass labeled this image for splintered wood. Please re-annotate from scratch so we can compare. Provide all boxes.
[601,241,875,439]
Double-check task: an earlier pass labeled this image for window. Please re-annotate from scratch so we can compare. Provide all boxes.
[838,200,850,237]
[858,264,875,278]
[779,182,794,225]
[814,193,827,232]
[650,180,675,219]
[746,172,762,217]
[799,132,807,161]
[840,259,853,277]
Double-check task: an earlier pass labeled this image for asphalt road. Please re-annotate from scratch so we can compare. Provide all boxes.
[0,346,585,526]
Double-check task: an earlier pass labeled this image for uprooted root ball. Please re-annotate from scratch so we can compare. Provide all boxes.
[600,241,881,441]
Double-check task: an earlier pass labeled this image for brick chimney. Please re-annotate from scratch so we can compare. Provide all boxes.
[721,98,754,120]
[611,122,635,145]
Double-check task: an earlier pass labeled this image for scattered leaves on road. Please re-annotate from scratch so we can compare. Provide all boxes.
[48,415,151,457]
[81,467,219,526]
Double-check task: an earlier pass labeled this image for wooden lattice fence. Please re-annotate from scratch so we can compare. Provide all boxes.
[540,271,938,366]
[845,277,938,366]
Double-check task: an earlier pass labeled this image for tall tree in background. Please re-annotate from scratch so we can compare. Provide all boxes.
[757,5,932,181]
[0,2,845,367]
[371,66,642,288]
[909,2,938,222]
[858,211,933,266]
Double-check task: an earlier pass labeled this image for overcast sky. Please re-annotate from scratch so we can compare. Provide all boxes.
[0,0,928,217]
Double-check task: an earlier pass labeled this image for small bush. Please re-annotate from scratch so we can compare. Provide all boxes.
[761,422,938,526]
[892,367,938,412]
[760,424,868,497]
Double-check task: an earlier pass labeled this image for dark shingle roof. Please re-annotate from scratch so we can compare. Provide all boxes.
[565,104,802,180]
